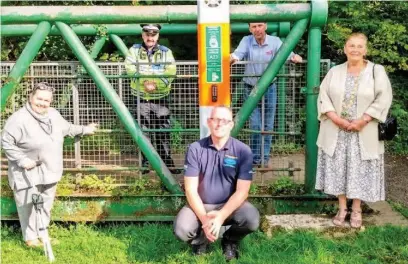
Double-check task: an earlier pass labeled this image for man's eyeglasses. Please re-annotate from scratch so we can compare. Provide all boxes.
[33,82,55,93]
[208,118,232,125]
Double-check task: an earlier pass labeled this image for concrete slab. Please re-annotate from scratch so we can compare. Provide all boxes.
[364,201,408,226]
[264,201,408,237]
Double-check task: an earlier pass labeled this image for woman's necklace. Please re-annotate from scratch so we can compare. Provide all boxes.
[340,70,361,120]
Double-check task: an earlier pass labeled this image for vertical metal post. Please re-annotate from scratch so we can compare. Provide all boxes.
[136,63,143,179]
[118,64,123,99]
[277,66,287,143]
[305,27,322,193]
[55,21,183,194]
[1,21,51,112]
[277,22,290,143]
[261,96,265,168]
[72,65,82,168]
[305,0,328,193]
[30,65,34,98]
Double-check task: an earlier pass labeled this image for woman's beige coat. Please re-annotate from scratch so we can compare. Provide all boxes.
[317,61,393,160]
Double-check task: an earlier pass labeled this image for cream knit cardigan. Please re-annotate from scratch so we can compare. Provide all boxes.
[317,61,393,160]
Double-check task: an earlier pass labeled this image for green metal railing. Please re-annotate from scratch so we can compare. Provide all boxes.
[1,4,311,24]
[1,1,328,196]
[1,23,281,37]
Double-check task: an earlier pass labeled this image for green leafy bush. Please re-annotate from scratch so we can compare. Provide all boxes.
[77,174,116,193]
[268,176,305,196]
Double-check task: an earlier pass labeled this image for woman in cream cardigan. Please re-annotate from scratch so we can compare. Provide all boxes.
[315,33,393,228]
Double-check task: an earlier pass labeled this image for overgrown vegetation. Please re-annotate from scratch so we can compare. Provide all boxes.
[76,174,116,193]
[268,176,305,196]
[1,174,304,197]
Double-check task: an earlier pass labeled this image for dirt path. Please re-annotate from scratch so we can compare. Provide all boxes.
[385,155,408,207]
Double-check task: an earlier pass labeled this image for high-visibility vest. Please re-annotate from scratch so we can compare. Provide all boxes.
[125,44,176,100]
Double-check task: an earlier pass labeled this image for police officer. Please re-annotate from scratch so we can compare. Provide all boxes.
[125,24,180,174]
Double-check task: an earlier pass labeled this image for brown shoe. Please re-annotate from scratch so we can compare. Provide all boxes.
[25,239,42,247]
[350,210,362,228]
[332,208,348,227]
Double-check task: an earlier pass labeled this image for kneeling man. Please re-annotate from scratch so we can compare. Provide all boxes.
[174,106,260,261]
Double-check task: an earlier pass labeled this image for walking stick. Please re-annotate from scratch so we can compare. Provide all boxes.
[32,193,55,262]
[30,160,55,262]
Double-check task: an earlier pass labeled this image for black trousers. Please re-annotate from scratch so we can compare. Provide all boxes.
[137,99,175,167]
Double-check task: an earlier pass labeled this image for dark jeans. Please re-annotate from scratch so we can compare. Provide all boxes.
[136,98,175,167]
[244,83,277,164]
[173,201,260,245]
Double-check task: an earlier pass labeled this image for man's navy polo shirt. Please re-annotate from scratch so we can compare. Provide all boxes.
[184,136,254,204]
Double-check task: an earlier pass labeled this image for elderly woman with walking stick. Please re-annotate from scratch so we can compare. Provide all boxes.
[2,82,98,247]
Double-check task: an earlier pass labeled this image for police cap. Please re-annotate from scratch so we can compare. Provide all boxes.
[140,24,161,35]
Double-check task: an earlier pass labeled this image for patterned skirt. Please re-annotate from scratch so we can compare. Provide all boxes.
[315,130,385,202]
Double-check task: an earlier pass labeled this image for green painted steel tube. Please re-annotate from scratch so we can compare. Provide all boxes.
[310,0,328,28]
[278,22,291,38]
[55,22,182,194]
[304,0,328,193]
[1,23,280,36]
[109,34,130,58]
[231,18,309,137]
[276,29,289,141]
[1,4,311,24]
[89,37,107,60]
[0,21,51,112]
[305,27,322,193]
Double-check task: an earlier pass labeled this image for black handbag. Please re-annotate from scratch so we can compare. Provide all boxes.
[378,116,397,141]
[373,64,397,141]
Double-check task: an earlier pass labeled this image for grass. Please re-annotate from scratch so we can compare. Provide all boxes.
[389,200,408,219]
[1,222,408,264]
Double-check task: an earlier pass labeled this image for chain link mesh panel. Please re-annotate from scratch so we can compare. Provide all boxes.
[1,60,330,186]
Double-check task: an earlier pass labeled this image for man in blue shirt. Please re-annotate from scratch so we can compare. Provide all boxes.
[173,106,259,261]
[230,22,303,166]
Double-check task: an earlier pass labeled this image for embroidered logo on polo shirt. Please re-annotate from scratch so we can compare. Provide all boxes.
[266,50,274,55]
[223,155,238,168]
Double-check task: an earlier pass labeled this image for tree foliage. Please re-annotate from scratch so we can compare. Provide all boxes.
[324,1,408,73]
[322,1,408,154]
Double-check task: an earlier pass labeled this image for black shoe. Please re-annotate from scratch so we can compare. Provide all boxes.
[222,239,239,261]
[163,158,182,174]
[192,244,209,256]
[170,168,182,174]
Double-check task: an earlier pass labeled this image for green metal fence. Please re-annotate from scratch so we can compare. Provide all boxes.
[1,60,330,186]
[0,1,331,220]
